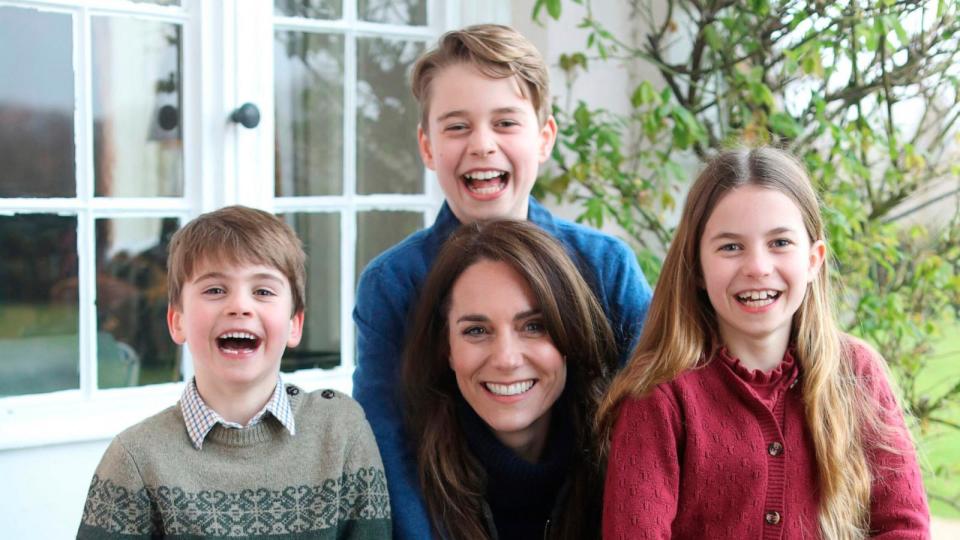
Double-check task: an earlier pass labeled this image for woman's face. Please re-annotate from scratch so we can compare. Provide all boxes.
[447,259,566,461]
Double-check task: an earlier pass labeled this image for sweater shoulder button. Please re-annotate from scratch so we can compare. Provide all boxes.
[321,389,336,399]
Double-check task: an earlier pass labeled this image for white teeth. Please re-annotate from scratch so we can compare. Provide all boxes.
[219,331,257,340]
[485,380,534,396]
[464,170,505,180]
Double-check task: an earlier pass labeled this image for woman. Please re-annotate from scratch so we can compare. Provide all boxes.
[402,219,619,540]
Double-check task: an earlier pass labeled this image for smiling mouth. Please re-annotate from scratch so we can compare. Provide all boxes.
[462,170,509,195]
[484,380,535,396]
[216,331,262,355]
[734,289,782,308]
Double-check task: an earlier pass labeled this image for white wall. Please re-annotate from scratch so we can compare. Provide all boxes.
[1,440,109,537]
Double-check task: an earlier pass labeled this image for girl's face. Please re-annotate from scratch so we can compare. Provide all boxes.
[699,185,825,359]
[447,259,566,462]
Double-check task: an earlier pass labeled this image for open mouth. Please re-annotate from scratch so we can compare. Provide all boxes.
[462,170,509,195]
[734,289,781,308]
[484,379,535,397]
[216,331,262,356]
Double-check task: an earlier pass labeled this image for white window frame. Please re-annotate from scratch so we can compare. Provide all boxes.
[0,0,509,450]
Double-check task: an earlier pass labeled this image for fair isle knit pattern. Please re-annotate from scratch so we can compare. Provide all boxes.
[180,377,295,449]
[78,385,390,539]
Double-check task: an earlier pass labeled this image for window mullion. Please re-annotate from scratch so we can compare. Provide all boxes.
[340,15,358,370]
[73,6,98,399]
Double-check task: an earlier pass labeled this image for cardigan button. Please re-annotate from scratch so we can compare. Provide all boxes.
[321,389,336,399]
[768,442,784,456]
[765,511,781,525]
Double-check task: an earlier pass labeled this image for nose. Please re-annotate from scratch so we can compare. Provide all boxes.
[468,125,496,157]
[743,249,773,278]
[489,332,524,371]
[224,293,253,317]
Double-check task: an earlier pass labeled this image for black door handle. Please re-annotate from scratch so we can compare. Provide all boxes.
[230,102,261,129]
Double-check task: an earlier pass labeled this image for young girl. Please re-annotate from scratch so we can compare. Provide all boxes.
[600,147,929,539]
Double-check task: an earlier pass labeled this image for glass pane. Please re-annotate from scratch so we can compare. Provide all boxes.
[131,0,181,5]
[0,7,75,198]
[357,37,424,194]
[0,215,79,396]
[96,217,180,389]
[91,17,183,197]
[359,0,426,25]
[275,32,344,196]
[274,0,340,19]
[356,211,422,279]
[282,212,340,370]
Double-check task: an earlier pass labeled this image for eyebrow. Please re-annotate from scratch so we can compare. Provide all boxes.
[435,107,526,124]
[707,227,798,243]
[192,271,285,285]
[455,309,541,324]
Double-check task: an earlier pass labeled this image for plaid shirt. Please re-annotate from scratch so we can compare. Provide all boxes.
[179,377,295,450]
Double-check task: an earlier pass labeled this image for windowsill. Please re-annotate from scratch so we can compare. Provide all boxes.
[0,367,354,451]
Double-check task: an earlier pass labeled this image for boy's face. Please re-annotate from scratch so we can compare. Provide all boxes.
[418,63,557,223]
[167,258,304,401]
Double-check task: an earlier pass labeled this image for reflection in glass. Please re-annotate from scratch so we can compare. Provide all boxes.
[275,32,344,197]
[0,215,79,396]
[357,211,422,279]
[0,7,75,198]
[91,17,183,197]
[357,38,424,194]
[274,0,340,20]
[282,212,340,370]
[359,0,426,25]
[96,218,180,389]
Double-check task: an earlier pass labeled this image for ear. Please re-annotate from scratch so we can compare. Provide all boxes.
[807,239,827,282]
[537,115,558,163]
[417,124,436,171]
[167,305,187,345]
[287,310,305,348]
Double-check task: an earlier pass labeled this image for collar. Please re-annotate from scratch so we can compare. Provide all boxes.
[179,377,295,450]
[427,196,558,246]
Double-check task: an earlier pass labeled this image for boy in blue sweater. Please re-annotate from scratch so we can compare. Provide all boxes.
[351,24,652,539]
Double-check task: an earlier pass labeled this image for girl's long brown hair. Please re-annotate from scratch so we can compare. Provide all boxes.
[598,147,887,539]
[402,219,619,539]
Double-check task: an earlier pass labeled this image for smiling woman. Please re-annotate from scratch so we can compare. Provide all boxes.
[401,219,618,540]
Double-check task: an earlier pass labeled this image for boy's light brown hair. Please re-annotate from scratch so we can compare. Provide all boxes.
[167,205,306,315]
[411,23,551,129]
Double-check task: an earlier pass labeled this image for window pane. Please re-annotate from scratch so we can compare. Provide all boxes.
[359,0,426,25]
[357,37,424,194]
[356,211,422,279]
[0,215,79,397]
[274,0,340,20]
[96,217,180,389]
[282,213,340,370]
[275,32,344,197]
[91,17,183,197]
[0,7,75,198]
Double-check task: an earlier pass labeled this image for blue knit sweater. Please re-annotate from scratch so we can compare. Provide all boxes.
[351,197,652,539]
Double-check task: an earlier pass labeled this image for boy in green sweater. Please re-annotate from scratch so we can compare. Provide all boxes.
[78,206,390,539]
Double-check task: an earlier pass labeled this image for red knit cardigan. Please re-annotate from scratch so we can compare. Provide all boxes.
[603,339,929,539]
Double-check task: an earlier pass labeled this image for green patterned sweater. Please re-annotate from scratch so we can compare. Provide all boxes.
[77,385,391,539]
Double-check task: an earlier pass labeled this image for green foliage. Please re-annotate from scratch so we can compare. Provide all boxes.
[535,0,960,513]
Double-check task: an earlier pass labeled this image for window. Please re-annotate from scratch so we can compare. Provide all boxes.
[0,0,482,449]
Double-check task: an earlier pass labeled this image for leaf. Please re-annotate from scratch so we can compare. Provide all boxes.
[769,112,801,138]
[547,0,562,20]
[749,81,775,108]
[631,82,658,107]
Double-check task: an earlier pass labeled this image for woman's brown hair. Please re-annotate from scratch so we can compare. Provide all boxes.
[402,219,618,539]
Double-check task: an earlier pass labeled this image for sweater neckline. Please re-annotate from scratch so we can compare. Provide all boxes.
[718,346,797,386]
[457,397,571,509]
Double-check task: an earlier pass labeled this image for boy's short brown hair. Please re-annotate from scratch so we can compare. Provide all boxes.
[167,206,306,314]
[411,24,551,129]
